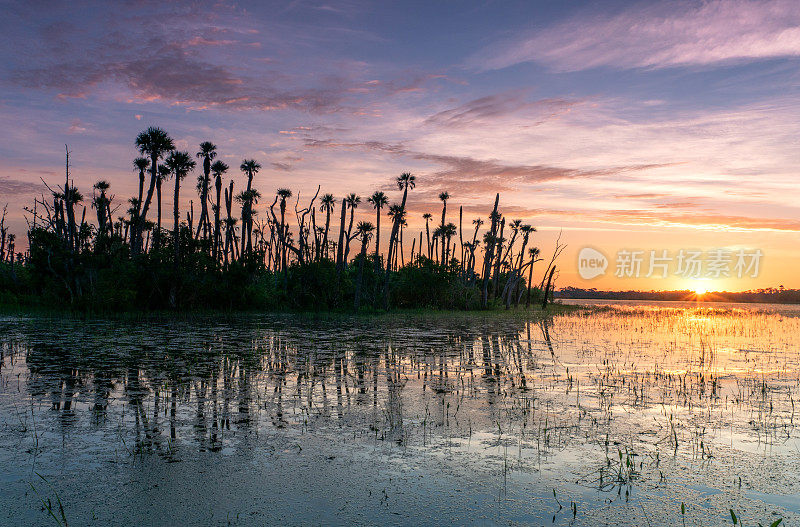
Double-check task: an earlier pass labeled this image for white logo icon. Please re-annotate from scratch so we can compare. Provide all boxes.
[578,247,608,279]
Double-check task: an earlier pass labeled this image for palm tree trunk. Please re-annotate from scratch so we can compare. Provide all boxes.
[134,154,159,256]
[336,200,346,271]
[374,207,381,272]
[195,175,209,242]
[323,210,331,260]
[459,207,464,273]
[343,207,355,264]
[355,239,367,310]
[137,171,145,218]
[224,182,233,266]
[155,177,162,250]
[481,194,500,308]
[173,173,181,265]
[382,185,409,308]
[279,205,286,272]
[241,173,253,259]
[240,203,248,259]
[399,225,404,268]
[213,176,221,262]
[425,221,431,259]
[541,265,556,310]
[492,218,505,299]
[311,208,318,261]
[440,227,446,264]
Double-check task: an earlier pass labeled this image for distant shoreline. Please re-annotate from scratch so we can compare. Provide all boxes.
[557,287,800,304]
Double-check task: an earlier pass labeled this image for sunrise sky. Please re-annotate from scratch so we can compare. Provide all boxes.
[2,0,799,290]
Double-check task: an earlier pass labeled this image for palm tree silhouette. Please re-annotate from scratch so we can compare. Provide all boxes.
[367,191,388,271]
[224,181,240,264]
[276,188,293,270]
[354,220,375,310]
[210,160,229,260]
[195,142,217,243]
[422,212,432,259]
[343,193,361,264]
[386,203,407,270]
[134,127,174,255]
[127,197,140,231]
[319,193,335,260]
[165,151,195,264]
[133,157,149,224]
[383,173,415,307]
[91,180,112,241]
[431,224,443,264]
[239,159,261,258]
[235,188,261,259]
[442,222,457,265]
[526,246,541,308]
[154,163,170,250]
[438,191,449,228]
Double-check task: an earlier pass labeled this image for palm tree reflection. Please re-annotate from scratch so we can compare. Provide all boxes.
[11,316,564,458]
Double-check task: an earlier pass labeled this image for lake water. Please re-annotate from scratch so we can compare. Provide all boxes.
[1,303,798,526]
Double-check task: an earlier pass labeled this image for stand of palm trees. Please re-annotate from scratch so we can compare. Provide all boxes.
[4,127,562,311]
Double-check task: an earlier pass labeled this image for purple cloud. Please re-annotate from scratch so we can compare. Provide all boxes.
[6,3,443,114]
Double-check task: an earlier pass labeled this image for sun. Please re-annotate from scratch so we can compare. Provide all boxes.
[686,280,711,296]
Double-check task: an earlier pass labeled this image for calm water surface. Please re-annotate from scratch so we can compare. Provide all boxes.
[1,303,798,526]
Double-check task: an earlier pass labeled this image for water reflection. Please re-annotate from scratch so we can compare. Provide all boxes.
[1,308,799,524]
[3,317,546,456]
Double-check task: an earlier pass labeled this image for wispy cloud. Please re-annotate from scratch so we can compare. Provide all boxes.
[6,2,442,114]
[303,138,672,196]
[613,193,671,200]
[12,39,357,113]
[471,0,800,71]
[594,208,800,232]
[424,91,581,128]
[0,177,45,196]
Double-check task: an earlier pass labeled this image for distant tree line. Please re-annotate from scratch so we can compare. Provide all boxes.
[558,286,800,304]
[0,128,564,312]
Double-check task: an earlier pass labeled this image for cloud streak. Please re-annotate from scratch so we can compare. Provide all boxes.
[424,92,581,127]
[471,0,800,71]
[303,138,673,196]
[12,40,357,113]
[595,208,800,232]
[0,177,45,196]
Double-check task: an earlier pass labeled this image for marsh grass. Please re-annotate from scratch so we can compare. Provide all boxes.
[29,473,69,527]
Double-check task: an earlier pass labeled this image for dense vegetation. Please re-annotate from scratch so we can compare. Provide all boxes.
[0,128,562,312]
